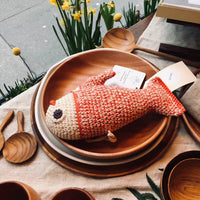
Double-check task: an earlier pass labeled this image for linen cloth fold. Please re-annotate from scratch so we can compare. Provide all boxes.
[0,15,199,200]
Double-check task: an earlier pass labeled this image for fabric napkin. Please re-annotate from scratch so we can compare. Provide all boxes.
[181,79,200,123]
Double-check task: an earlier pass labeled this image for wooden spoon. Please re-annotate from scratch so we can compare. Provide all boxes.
[3,111,37,163]
[102,28,200,68]
[0,110,14,152]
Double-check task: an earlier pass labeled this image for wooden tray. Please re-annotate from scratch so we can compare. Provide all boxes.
[181,69,200,143]
[161,150,200,200]
[31,85,179,177]
[40,49,168,159]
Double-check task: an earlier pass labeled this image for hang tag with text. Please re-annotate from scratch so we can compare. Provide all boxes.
[104,65,146,89]
[144,61,196,91]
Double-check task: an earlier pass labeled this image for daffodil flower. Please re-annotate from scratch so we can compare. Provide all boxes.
[49,0,58,7]
[86,0,91,3]
[87,6,96,15]
[113,13,122,21]
[12,47,21,56]
[107,1,115,8]
[62,0,71,11]
[71,11,82,22]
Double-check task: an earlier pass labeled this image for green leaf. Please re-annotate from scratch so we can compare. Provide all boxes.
[52,25,68,55]
[142,193,158,200]
[127,187,145,200]
[146,174,161,199]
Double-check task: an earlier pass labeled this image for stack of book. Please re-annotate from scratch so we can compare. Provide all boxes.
[156,0,200,24]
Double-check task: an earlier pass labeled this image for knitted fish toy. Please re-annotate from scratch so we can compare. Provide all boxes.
[46,70,185,141]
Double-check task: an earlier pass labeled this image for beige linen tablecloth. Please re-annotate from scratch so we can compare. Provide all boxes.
[0,15,199,200]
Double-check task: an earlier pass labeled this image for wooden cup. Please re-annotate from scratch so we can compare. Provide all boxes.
[0,181,41,200]
[51,187,95,200]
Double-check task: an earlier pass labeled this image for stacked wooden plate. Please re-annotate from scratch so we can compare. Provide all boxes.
[31,48,179,177]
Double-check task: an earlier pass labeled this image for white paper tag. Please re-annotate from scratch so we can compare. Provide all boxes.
[105,65,146,89]
[144,61,196,91]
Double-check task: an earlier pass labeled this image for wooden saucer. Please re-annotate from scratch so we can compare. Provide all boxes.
[40,49,168,159]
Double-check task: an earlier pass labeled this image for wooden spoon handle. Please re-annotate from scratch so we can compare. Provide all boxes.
[17,111,24,133]
[0,110,14,132]
[136,46,200,68]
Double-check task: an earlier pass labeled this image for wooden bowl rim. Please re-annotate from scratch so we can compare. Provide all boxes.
[51,187,95,200]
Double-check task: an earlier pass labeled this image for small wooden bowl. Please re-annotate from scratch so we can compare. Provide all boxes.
[40,48,167,159]
[161,151,200,200]
[51,188,95,200]
[0,181,41,200]
[168,158,200,200]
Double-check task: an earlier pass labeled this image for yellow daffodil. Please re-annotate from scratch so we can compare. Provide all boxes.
[71,11,82,22]
[62,0,71,11]
[12,47,21,56]
[49,0,58,7]
[86,0,91,3]
[113,13,122,22]
[87,6,96,15]
[107,1,115,8]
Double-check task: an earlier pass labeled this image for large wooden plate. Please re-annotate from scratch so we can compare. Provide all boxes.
[31,85,179,177]
[40,49,168,159]
[181,69,200,143]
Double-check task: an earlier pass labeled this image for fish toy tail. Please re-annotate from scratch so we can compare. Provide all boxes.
[146,77,185,116]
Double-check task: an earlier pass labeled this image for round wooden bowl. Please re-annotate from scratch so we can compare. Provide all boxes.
[40,48,168,159]
[0,181,41,200]
[168,158,200,200]
[161,151,200,200]
[51,188,95,200]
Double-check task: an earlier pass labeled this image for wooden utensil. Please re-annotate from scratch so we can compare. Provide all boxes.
[102,28,200,68]
[0,110,14,152]
[168,158,200,200]
[3,111,37,163]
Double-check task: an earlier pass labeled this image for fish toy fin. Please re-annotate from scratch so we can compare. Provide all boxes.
[146,77,185,116]
[80,70,116,89]
[86,130,117,143]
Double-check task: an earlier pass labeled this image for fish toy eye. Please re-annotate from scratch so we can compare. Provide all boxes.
[53,109,63,119]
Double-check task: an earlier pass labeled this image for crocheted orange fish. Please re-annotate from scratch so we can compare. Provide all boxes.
[46,70,185,140]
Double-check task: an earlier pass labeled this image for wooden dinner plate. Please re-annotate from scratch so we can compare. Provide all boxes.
[31,84,179,177]
[161,151,200,200]
[40,49,168,159]
[181,69,200,143]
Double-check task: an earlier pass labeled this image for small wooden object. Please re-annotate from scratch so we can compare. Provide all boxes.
[3,111,37,163]
[168,158,200,200]
[102,28,200,68]
[0,110,14,152]
[51,188,95,200]
[0,181,41,200]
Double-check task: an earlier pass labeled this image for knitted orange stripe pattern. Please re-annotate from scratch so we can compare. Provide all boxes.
[73,70,185,139]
